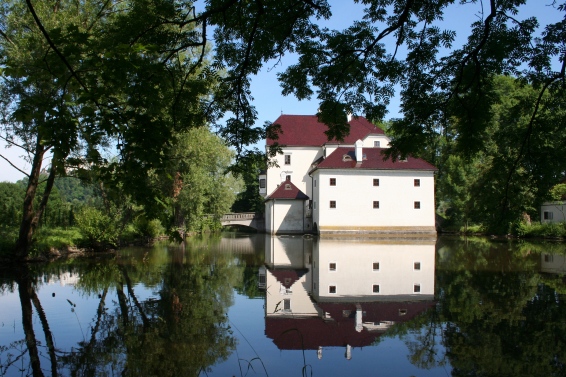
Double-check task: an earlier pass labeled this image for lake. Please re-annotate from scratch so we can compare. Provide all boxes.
[1,234,565,376]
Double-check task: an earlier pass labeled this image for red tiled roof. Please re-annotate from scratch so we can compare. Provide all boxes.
[265,300,436,350]
[266,115,384,146]
[313,147,437,171]
[265,180,310,201]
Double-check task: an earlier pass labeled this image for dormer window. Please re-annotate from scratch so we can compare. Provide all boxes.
[399,156,408,162]
[343,154,352,162]
[285,184,292,190]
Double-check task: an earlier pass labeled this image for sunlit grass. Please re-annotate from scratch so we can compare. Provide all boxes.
[31,227,82,256]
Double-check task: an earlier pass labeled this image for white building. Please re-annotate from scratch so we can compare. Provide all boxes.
[260,114,437,235]
[540,202,566,223]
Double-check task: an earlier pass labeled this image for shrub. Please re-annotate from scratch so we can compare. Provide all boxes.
[514,221,566,238]
[133,217,165,239]
[74,207,119,250]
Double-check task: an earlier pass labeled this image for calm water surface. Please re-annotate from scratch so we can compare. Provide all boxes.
[1,234,565,376]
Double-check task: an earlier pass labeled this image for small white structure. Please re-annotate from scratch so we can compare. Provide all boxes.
[262,114,437,235]
[540,202,566,223]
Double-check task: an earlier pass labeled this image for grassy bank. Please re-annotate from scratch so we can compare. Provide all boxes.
[0,226,83,259]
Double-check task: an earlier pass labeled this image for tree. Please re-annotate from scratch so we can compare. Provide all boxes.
[436,76,566,232]
[0,0,216,258]
[230,150,266,213]
[162,127,242,234]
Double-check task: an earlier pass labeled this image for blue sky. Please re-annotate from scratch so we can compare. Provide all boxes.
[0,0,562,182]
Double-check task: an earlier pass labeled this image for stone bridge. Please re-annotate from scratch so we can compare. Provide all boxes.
[220,212,265,231]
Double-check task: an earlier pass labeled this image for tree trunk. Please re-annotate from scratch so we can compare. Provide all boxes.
[14,143,46,259]
[17,269,45,377]
[14,146,58,259]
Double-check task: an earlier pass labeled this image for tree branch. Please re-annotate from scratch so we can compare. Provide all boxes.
[0,153,30,177]
[25,0,89,93]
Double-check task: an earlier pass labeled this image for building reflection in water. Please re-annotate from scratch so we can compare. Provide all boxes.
[540,252,566,274]
[259,235,436,359]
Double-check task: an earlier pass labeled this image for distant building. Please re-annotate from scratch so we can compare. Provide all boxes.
[260,114,437,235]
[540,202,566,224]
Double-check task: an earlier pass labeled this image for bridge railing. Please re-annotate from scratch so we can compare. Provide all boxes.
[221,212,263,221]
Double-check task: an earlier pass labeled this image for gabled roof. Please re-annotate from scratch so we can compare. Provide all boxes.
[266,115,385,146]
[313,147,437,172]
[265,180,310,201]
[269,268,309,289]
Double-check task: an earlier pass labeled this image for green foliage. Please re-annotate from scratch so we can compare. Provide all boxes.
[158,126,243,234]
[74,207,119,249]
[0,182,24,227]
[514,221,566,238]
[54,177,99,205]
[0,0,219,257]
[30,227,82,256]
[230,150,265,213]
[550,183,566,201]
[436,76,566,233]
[132,216,165,240]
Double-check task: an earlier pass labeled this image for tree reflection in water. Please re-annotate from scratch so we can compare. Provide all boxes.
[387,237,566,376]
[1,241,243,376]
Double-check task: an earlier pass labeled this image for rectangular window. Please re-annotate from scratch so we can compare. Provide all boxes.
[373,178,380,186]
[285,175,291,182]
[374,141,381,147]
[373,201,379,209]
[329,178,336,186]
[314,179,316,187]
[544,211,554,220]
[284,154,291,165]
[330,200,336,208]
[414,201,421,209]
[413,284,421,293]
[373,262,380,271]
[414,179,420,187]
[314,201,316,210]
[284,299,291,311]
[259,179,266,188]
[414,262,421,270]
[329,286,337,294]
[373,284,380,293]
[329,263,336,271]
[544,254,553,262]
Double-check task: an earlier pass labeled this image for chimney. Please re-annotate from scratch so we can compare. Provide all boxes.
[347,113,352,122]
[355,139,363,162]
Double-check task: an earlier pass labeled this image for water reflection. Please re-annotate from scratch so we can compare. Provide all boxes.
[0,239,248,377]
[261,237,437,358]
[1,235,566,376]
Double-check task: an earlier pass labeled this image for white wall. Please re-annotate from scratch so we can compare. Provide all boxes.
[264,235,312,269]
[265,269,319,317]
[540,202,566,223]
[362,134,390,148]
[312,240,435,301]
[312,169,436,230]
[264,235,318,317]
[266,146,322,198]
[265,199,306,234]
